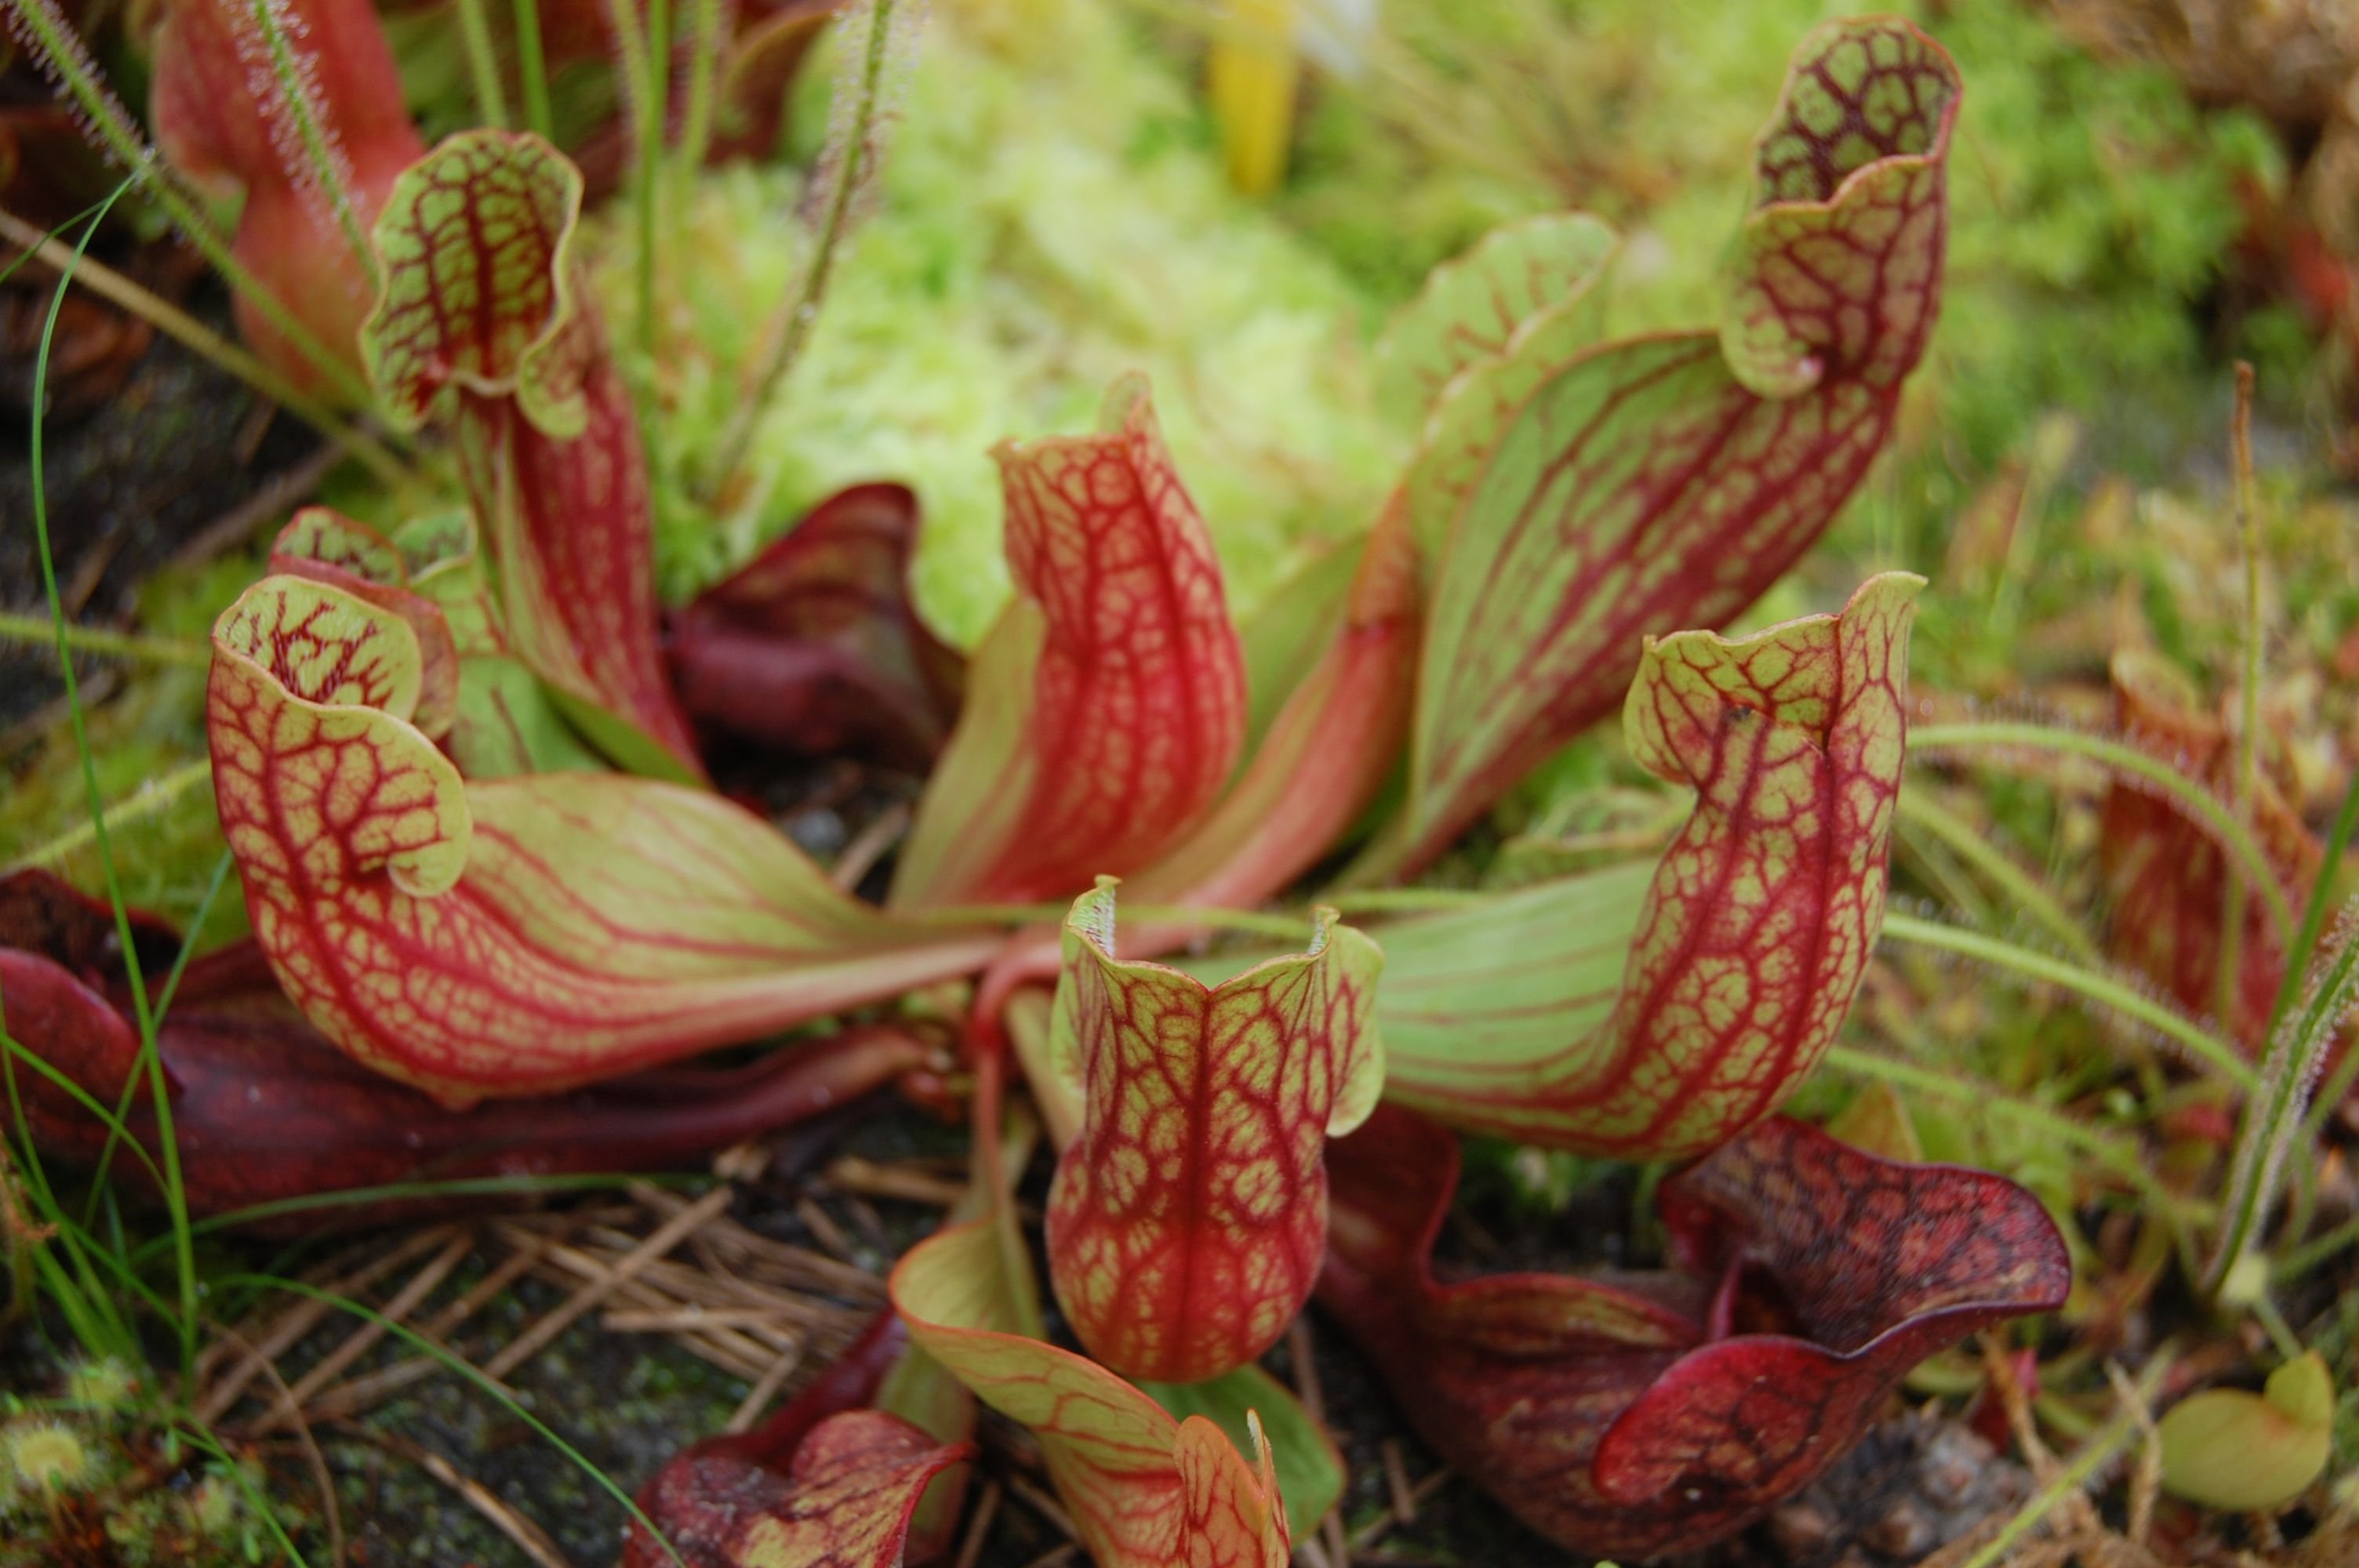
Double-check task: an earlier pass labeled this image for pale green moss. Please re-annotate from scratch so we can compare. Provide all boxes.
[594,0,1396,646]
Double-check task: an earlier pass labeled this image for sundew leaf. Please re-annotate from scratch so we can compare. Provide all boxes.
[891,1218,1292,1568]
[1374,18,1960,878]
[1318,1104,2070,1559]
[1374,210,1618,428]
[205,575,1001,1102]
[1042,881,1383,1385]
[1143,1366,1343,1543]
[891,376,1248,908]
[1378,574,1921,1156]
[361,129,703,782]
[1,869,932,1231]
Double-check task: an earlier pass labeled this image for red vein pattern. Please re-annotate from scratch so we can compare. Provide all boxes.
[206,575,1000,1101]
[1383,18,1959,879]
[1318,1104,2070,1559]
[1,869,932,1232]
[1123,504,1420,924]
[1385,573,1920,1156]
[149,0,424,396]
[362,130,700,781]
[669,483,964,771]
[1044,883,1383,1385]
[268,507,461,742]
[1374,212,1618,425]
[623,1410,969,1568]
[892,377,1247,907]
[892,1218,1292,1568]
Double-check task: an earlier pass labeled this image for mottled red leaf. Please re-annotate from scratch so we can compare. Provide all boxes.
[1318,1103,2070,1559]
[891,376,1247,909]
[669,483,963,772]
[623,1410,967,1568]
[205,575,1001,1101]
[623,1312,980,1568]
[0,870,931,1232]
[1379,573,1920,1156]
[149,0,423,395]
[360,129,702,782]
[1041,880,1382,1385]
[1369,18,1959,879]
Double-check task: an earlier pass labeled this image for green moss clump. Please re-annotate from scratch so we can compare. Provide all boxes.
[600,0,1398,647]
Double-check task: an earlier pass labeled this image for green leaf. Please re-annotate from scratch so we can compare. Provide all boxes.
[2160,1352,2335,1513]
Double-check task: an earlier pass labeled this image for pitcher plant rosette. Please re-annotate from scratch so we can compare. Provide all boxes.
[0,5,2109,1562]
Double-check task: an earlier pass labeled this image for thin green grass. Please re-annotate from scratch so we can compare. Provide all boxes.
[453,0,512,128]
[0,187,667,1566]
[1909,720,2299,942]
[1880,912,2259,1091]
[513,0,554,139]
[206,1276,691,1566]
[18,182,202,1383]
[80,850,236,1222]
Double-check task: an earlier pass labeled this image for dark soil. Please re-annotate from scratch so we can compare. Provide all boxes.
[0,271,325,736]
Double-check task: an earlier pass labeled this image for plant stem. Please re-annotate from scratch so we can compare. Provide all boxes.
[4,0,380,408]
[0,208,410,486]
[1910,720,2297,942]
[1896,788,2100,963]
[2218,363,2263,1033]
[1880,912,2258,1091]
[80,851,234,1229]
[2274,1212,2359,1284]
[707,0,899,490]
[243,0,379,284]
[2207,901,2359,1292]
[602,0,663,356]
[2276,765,2359,1039]
[1,759,215,874]
[511,0,554,138]
[0,610,209,667]
[1326,887,1496,916]
[453,0,512,128]
[676,0,728,177]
